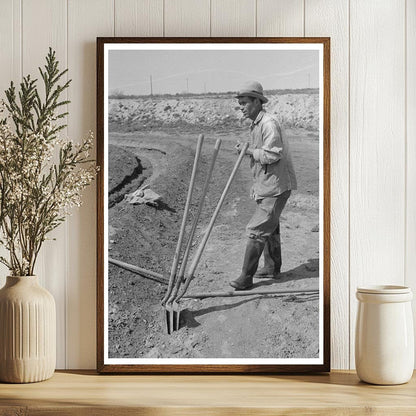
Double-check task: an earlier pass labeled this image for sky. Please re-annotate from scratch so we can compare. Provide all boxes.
[108,47,320,95]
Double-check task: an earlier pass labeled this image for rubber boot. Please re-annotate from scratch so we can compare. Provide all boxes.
[230,238,265,290]
[255,227,282,279]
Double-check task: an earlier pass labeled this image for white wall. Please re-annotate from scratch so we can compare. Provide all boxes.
[0,0,414,370]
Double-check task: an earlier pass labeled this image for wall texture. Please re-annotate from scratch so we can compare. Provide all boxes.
[0,0,414,370]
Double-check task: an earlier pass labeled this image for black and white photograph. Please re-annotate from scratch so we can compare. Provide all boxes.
[97,38,330,372]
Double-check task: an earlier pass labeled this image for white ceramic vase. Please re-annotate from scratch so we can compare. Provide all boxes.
[355,285,414,385]
[0,276,56,383]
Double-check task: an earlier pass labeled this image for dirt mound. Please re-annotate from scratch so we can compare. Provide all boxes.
[109,91,319,133]
[108,145,152,208]
[109,143,193,273]
[109,144,139,192]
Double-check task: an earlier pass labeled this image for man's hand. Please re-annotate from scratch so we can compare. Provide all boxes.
[235,141,254,156]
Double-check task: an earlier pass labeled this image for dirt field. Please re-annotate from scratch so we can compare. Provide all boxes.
[107,95,320,360]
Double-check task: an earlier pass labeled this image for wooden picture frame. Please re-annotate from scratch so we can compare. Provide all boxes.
[97,37,330,373]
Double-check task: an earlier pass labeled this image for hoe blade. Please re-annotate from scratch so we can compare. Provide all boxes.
[163,304,171,334]
[173,301,181,332]
[166,303,175,335]
[164,301,181,334]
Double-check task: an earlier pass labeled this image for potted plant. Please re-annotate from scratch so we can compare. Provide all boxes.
[0,49,96,383]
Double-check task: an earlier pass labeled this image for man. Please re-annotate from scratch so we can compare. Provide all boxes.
[230,81,297,290]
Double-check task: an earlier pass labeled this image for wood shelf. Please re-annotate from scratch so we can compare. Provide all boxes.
[0,370,415,415]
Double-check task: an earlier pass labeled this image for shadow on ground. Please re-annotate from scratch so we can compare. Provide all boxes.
[180,258,320,329]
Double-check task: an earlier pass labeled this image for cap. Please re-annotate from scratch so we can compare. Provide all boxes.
[235,81,268,103]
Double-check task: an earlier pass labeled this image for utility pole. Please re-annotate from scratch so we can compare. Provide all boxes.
[150,75,153,96]
[308,73,310,89]
[186,78,189,93]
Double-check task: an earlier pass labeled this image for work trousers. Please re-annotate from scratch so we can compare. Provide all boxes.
[246,190,291,242]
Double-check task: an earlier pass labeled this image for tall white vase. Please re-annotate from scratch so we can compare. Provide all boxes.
[355,285,414,385]
[0,276,56,383]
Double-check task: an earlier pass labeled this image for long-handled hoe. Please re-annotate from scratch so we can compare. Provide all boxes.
[163,142,249,334]
[161,134,204,332]
[164,138,221,333]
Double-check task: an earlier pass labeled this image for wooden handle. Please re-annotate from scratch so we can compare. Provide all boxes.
[109,258,167,285]
[182,288,319,299]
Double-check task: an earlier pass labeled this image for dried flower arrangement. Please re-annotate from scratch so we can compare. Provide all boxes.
[0,48,97,276]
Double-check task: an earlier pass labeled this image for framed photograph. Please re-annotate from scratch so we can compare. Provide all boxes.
[97,37,330,373]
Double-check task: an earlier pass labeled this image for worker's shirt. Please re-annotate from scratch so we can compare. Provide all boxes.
[249,110,297,200]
